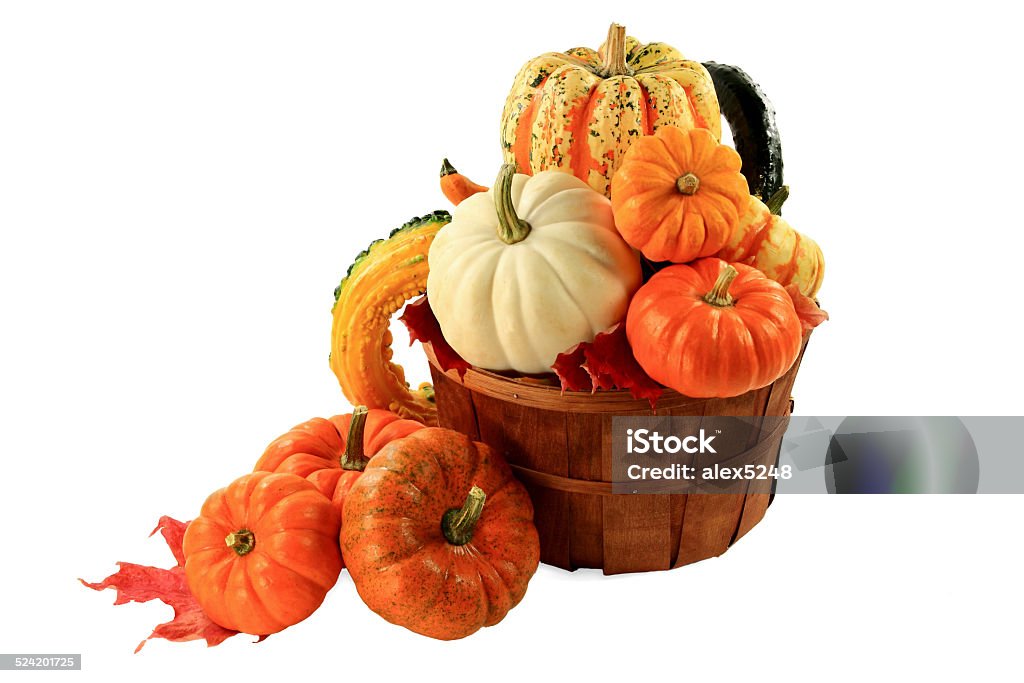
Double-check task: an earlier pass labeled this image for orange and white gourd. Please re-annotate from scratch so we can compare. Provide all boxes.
[427,165,641,374]
[501,23,721,197]
[716,190,825,298]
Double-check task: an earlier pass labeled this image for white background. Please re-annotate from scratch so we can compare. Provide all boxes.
[2,1,1022,680]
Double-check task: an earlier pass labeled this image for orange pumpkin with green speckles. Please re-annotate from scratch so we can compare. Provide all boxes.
[501,23,721,197]
[340,428,540,640]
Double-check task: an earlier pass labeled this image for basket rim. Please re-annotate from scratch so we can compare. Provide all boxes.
[425,344,709,412]
[423,329,812,413]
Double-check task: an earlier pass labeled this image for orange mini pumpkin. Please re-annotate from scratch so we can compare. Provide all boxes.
[611,126,749,263]
[253,406,423,517]
[182,472,342,636]
[626,257,802,398]
[341,428,540,640]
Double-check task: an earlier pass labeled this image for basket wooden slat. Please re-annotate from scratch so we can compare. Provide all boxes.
[426,333,811,574]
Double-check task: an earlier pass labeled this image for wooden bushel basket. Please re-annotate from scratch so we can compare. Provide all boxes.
[426,333,811,575]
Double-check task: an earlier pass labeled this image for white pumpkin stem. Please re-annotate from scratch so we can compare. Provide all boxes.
[340,405,369,471]
[494,164,532,245]
[704,265,739,307]
[600,23,633,77]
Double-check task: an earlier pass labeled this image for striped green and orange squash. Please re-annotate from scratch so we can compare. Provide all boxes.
[500,23,721,197]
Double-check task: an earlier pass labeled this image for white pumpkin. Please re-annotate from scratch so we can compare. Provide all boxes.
[427,165,642,374]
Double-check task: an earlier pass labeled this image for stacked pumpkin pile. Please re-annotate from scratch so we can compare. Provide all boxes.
[331,23,826,419]
[85,23,826,649]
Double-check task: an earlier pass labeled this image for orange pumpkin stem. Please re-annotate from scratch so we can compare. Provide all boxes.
[225,529,256,556]
[440,158,458,177]
[340,406,369,471]
[703,265,739,307]
[494,164,531,245]
[676,172,700,195]
[599,23,632,78]
[442,486,486,546]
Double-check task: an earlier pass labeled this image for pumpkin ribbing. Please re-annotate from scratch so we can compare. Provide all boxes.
[500,23,721,197]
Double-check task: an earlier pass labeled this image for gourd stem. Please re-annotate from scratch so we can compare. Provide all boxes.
[704,266,739,307]
[765,185,790,215]
[599,23,632,77]
[440,158,457,177]
[676,172,700,195]
[494,164,531,244]
[225,529,256,556]
[340,406,370,471]
[442,486,486,546]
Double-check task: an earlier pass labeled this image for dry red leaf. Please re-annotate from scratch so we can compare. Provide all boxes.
[81,516,243,652]
[552,324,663,409]
[551,341,590,392]
[400,295,472,379]
[585,324,663,408]
[785,285,829,332]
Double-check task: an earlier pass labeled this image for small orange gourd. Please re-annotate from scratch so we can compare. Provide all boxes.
[626,257,802,398]
[440,158,488,205]
[182,472,342,636]
[253,406,423,518]
[611,126,749,263]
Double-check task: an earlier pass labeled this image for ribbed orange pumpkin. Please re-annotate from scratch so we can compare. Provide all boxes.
[501,23,721,197]
[611,126,749,263]
[253,407,423,517]
[341,428,540,640]
[182,472,342,636]
[716,189,825,298]
[626,258,802,398]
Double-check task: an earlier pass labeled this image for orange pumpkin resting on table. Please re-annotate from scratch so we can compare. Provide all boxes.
[611,126,749,263]
[182,472,342,636]
[341,428,540,640]
[253,406,423,518]
[626,257,802,398]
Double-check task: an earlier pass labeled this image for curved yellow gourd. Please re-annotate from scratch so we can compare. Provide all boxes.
[330,211,451,425]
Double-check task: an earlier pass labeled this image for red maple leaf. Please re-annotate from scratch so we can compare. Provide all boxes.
[551,341,590,392]
[785,285,829,332]
[81,516,244,652]
[399,295,472,379]
[552,324,663,409]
